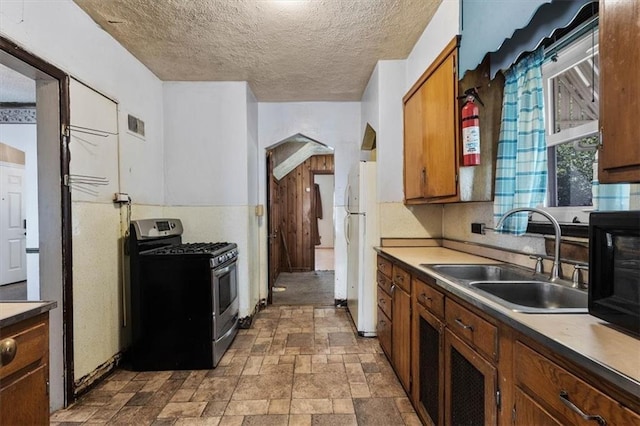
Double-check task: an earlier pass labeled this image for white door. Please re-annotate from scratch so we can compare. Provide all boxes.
[0,164,27,285]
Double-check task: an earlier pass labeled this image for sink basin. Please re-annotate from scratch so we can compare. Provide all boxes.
[425,264,541,282]
[469,281,588,313]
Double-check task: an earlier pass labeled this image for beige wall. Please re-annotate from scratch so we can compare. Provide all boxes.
[0,142,25,164]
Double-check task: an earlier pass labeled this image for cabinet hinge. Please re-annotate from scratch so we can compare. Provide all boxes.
[455,173,459,183]
[496,388,501,410]
[512,405,516,423]
[598,127,603,148]
[63,174,70,187]
[46,380,50,396]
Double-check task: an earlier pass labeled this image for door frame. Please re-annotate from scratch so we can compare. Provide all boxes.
[0,36,74,405]
[310,170,334,270]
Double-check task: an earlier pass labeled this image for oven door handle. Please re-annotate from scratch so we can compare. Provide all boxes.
[214,264,235,276]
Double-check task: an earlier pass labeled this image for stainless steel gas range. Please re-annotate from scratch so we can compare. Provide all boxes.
[128,218,239,370]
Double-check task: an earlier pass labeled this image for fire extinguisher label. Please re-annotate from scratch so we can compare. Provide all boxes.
[462,126,480,154]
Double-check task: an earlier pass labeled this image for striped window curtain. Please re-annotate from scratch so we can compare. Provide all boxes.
[493,48,547,235]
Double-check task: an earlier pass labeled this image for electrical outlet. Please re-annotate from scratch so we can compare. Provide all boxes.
[471,223,485,234]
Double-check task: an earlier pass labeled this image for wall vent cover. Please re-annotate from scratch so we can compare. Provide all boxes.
[127,114,145,138]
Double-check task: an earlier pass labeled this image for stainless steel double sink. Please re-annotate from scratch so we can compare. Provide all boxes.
[421,264,588,314]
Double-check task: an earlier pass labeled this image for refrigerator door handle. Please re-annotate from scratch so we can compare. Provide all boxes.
[344,214,350,245]
[344,183,352,214]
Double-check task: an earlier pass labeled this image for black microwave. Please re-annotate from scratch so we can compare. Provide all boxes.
[589,211,640,336]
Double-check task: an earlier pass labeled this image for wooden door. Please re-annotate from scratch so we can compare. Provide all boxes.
[392,285,411,393]
[403,86,426,202]
[266,151,281,303]
[444,329,497,426]
[0,164,26,285]
[423,52,458,199]
[598,0,640,183]
[412,302,444,426]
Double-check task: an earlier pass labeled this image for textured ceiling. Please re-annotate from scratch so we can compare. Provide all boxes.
[73,0,441,101]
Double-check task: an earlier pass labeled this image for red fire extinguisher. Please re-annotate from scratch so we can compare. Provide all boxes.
[459,88,484,166]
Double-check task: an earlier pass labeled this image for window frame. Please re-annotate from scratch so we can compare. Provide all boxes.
[539,27,599,225]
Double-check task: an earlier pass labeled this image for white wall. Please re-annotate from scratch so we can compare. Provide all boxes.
[406,0,461,90]
[163,81,260,317]
[163,82,249,206]
[0,0,164,410]
[258,102,361,300]
[0,124,39,297]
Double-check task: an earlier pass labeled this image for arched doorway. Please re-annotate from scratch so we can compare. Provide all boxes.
[266,134,335,305]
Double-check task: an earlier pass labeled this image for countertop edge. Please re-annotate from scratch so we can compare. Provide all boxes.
[375,246,640,401]
[0,301,57,328]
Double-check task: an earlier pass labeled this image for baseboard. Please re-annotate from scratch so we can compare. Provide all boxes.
[73,352,122,399]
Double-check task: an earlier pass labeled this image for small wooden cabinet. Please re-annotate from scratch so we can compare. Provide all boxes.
[376,256,412,393]
[444,329,498,426]
[403,37,460,203]
[411,276,444,426]
[391,264,411,392]
[376,256,393,357]
[598,0,640,183]
[0,312,50,425]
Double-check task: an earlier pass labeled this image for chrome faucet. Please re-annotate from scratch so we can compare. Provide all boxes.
[496,207,563,282]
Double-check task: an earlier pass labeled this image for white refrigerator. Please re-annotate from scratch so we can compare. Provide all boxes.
[345,161,379,336]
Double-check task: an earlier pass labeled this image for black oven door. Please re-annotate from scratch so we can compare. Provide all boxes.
[212,259,239,338]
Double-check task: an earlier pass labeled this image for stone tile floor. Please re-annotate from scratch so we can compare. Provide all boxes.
[51,305,420,425]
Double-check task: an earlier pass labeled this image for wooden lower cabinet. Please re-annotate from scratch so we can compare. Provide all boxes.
[0,313,50,425]
[391,284,411,393]
[444,329,498,426]
[376,306,392,357]
[411,302,444,426]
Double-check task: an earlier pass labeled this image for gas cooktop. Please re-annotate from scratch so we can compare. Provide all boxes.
[151,242,236,256]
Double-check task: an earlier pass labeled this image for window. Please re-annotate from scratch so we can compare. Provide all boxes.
[541,24,638,225]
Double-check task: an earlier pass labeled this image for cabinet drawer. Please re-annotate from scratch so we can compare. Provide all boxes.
[377,286,392,319]
[0,318,47,381]
[392,264,411,293]
[515,342,640,425]
[377,307,392,357]
[377,256,392,278]
[445,299,497,361]
[414,277,444,319]
[377,270,393,296]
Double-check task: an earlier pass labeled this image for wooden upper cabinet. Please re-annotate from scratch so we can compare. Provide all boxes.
[598,0,640,183]
[403,37,460,204]
[403,85,426,201]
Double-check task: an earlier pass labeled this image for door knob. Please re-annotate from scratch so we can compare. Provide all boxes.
[0,338,17,366]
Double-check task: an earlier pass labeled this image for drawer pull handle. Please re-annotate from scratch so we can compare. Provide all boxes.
[0,338,17,366]
[454,318,474,331]
[395,275,403,282]
[379,299,385,305]
[559,391,606,425]
[420,293,433,302]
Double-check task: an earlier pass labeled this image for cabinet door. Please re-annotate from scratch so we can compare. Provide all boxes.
[404,85,426,201]
[514,386,563,426]
[376,306,392,357]
[412,303,444,426]
[598,0,640,183]
[444,329,497,426]
[423,51,459,199]
[0,364,48,424]
[392,285,411,392]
